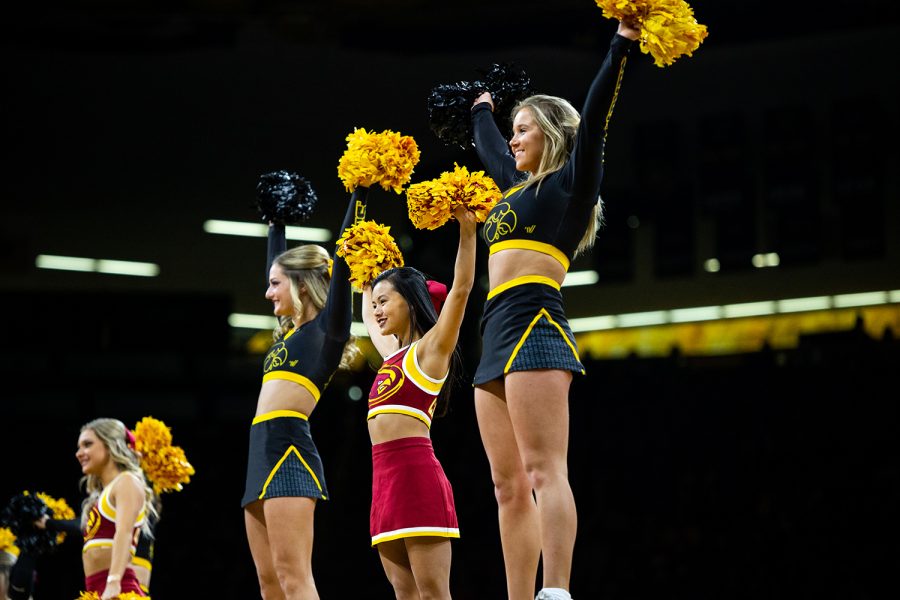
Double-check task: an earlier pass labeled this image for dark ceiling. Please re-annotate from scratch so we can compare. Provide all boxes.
[2,0,898,333]
[7,0,899,53]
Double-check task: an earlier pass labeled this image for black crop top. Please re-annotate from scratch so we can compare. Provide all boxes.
[260,193,359,401]
[472,34,632,270]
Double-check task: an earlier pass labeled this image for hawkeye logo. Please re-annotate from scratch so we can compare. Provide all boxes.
[263,342,288,372]
[484,202,517,242]
[369,364,404,406]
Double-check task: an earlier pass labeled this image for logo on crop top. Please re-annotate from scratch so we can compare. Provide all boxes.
[264,342,288,372]
[484,202,517,243]
[84,505,101,541]
[369,364,404,406]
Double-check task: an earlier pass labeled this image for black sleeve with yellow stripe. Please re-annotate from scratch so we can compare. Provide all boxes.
[564,33,633,204]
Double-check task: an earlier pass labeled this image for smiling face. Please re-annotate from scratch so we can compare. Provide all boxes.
[509,107,546,174]
[371,279,411,342]
[265,263,295,317]
[75,428,110,476]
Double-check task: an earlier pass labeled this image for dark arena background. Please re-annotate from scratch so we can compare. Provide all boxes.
[2,1,899,598]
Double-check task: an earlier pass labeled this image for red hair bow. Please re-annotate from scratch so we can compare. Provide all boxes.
[124,428,136,450]
[426,280,448,315]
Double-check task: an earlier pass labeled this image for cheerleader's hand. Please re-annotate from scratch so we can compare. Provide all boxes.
[101,579,121,599]
[617,19,640,41]
[454,206,477,235]
[473,91,494,111]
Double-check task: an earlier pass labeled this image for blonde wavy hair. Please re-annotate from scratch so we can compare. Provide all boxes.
[79,418,157,537]
[511,94,605,257]
[271,244,359,369]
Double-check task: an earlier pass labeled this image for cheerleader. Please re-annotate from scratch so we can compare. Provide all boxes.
[361,206,476,599]
[242,190,360,599]
[77,418,156,598]
[469,20,640,600]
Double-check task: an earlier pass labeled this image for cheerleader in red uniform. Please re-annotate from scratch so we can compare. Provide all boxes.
[76,418,156,598]
[361,206,476,599]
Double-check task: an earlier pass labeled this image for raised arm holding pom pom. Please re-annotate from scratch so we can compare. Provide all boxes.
[242,183,361,600]
[469,19,639,600]
[360,205,476,600]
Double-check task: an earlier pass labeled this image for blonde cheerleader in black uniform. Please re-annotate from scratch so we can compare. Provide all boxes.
[469,20,640,600]
[242,182,361,600]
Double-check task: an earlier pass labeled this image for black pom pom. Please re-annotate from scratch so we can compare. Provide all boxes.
[427,63,533,150]
[255,171,318,225]
[475,62,534,124]
[475,63,534,119]
[0,492,56,555]
[427,81,480,150]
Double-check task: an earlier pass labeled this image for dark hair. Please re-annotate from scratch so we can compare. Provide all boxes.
[371,266,461,418]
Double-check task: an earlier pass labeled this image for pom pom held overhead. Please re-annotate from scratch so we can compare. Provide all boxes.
[337,128,420,194]
[594,0,708,67]
[336,221,405,290]
[428,63,533,149]
[406,163,501,230]
[255,170,319,225]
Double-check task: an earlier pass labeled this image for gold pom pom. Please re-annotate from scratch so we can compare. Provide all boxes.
[406,163,501,230]
[0,526,18,556]
[337,128,421,194]
[595,0,708,67]
[35,492,76,544]
[336,221,405,289]
[134,416,194,494]
[133,417,173,454]
[141,445,196,495]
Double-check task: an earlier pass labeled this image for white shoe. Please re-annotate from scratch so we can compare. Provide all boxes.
[535,589,572,600]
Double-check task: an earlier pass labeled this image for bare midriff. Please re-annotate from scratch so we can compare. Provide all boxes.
[256,379,317,418]
[83,546,112,578]
[368,413,430,445]
[488,248,567,291]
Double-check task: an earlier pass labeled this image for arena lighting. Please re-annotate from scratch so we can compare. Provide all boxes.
[669,305,722,323]
[752,252,781,268]
[36,255,94,272]
[229,313,370,337]
[95,259,160,277]
[723,301,777,318]
[203,219,332,242]
[703,258,720,273]
[568,289,898,333]
[228,313,278,330]
[568,315,618,331]
[232,290,899,335]
[832,291,888,308]
[618,310,668,328]
[561,270,599,287]
[36,254,159,277]
[777,296,831,313]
